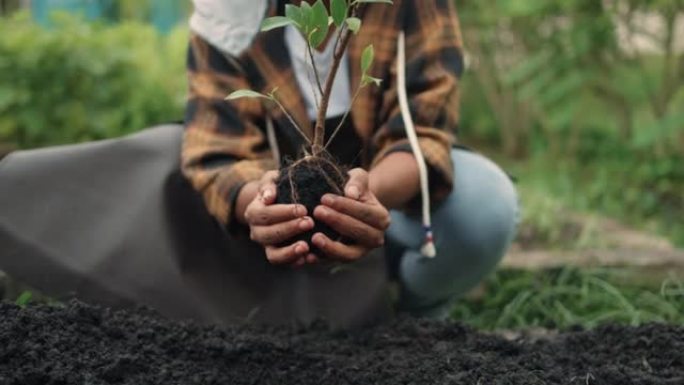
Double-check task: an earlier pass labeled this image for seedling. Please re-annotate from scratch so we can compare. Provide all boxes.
[227,0,393,251]
[15,291,32,308]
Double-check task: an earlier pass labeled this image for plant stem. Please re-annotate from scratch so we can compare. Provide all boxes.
[312,7,357,155]
[312,31,353,154]
[307,44,325,98]
[270,94,311,144]
[304,43,321,111]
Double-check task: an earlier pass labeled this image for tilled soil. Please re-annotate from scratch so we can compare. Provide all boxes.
[0,301,682,385]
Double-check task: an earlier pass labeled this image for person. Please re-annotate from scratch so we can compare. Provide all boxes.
[183,0,519,318]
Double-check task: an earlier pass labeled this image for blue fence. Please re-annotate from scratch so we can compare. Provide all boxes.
[31,0,186,33]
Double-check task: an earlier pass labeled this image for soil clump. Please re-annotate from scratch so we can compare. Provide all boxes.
[1,301,682,385]
[276,156,347,253]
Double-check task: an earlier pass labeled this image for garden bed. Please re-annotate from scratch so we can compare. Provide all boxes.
[1,301,682,385]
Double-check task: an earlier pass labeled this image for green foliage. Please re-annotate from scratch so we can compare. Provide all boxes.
[225,90,269,100]
[15,291,32,308]
[458,0,684,156]
[330,0,348,28]
[456,0,684,245]
[266,0,331,48]
[361,44,374,73]
[504,153,684,246]
[254,0,380,100]
[345,17,361,34]
[309,0,329,48]
[0,11,186,149]
[261,0,392,46]
[360,45,381,86]
[260,16,294,32]
[515,185,606,250]
[451,268,684,330]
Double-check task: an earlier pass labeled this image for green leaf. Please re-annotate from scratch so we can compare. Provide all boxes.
[300,2,312,13]
[225,90,268,100]
[362,74,382,87]
[285,4,303,27]
[345,17,361,34]
[261,16,295,32]
[309,0,329,48]
[16,291,32,308]
[299,2,314,34]
[331,0,348,28]
[361,44,374,74]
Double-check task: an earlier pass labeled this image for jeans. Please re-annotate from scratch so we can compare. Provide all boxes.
[386,148,519,317]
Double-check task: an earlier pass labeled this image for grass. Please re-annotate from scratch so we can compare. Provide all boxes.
[449,142,683,330]
[450,267,684,330]
[14,291,32,308]
[504,154,684,248]
[515,185,607,251]
[458,150,684,330]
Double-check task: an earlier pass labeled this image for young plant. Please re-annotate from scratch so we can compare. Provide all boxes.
[226,0,392,252]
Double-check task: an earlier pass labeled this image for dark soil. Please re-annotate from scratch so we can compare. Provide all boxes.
[1,301,683,385]
[276,156,348,253]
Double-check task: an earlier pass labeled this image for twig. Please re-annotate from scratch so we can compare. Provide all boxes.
[304,42,321,111]
[319,156,347,194]
[287,165,299,204]
[332,23,346,59]
[307,44,326,98]
[270,94,311,144]
[312,6,358,154]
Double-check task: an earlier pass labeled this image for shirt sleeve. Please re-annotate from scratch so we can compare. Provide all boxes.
[371,0,464,204]
[182,33,276,228]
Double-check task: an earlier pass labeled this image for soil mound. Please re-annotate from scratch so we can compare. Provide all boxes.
[1,301,682,384]
[276,156,347,253]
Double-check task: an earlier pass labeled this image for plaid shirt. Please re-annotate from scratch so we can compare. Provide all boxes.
[182,0,464,226]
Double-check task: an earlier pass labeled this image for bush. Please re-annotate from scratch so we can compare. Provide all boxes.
[455,0,684,245]
[0,12,187,149]
[456,0,684,159]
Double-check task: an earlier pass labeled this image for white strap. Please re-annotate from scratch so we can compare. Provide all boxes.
[397,32,435,258]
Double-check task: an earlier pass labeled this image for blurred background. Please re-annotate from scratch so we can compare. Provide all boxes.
[1,0,682,327]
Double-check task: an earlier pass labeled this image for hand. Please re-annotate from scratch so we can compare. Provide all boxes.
[312,168,391,261]
[243,171,318,266]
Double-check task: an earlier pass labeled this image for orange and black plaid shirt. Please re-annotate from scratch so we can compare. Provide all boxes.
[182,0,464,226]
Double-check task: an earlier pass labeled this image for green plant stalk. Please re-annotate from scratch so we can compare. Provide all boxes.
[312,18,354,155]
[306,43,325,98]
[270,94,312,144]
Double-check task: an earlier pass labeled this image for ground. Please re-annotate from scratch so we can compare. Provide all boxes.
[0,301,682,385]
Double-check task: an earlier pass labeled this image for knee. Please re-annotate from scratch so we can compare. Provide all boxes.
[434,149,519,264]
[395,151,518,310]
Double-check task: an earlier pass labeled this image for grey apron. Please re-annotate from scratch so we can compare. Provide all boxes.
[0,125,390,328]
